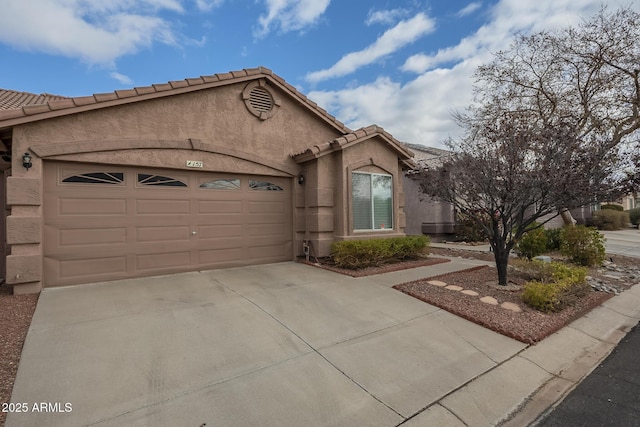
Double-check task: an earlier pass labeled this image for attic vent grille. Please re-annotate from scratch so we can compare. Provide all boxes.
[249,87,273,113]
[242,80,280,120]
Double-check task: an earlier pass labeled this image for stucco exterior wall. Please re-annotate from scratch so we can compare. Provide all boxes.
[333,136,407,242]
[5,77,410,292]
[402,175,455,235]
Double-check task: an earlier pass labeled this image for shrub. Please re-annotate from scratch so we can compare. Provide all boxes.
[591,210,630,230]
[600,203,624,211]
[560,225,606,266]
[330,236,429,269]
[511,259,586,283]
[522,282,560,312]
[521,262,589,312]
[454,212,487,242]
[516,225,548,259]
[544,227,562,251]
[522,278,590,312]
[628,208,640,227]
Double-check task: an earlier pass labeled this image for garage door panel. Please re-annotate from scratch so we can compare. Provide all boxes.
[197,200,243,213]
[59,256,128,279]
[247,213,287,225]
[136,199,191,214]
[59,227,128,247]
[44,162,293,287]
[195,214,243,226]
[136,226,190,243]
[59,198,127,215]
[198,248,244,264]
[136,252,191,271]
[247,201,287,213]
[247,223,287,237]
[197,224,243,239]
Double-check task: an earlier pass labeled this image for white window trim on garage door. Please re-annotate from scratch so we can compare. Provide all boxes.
[43,161,293,287]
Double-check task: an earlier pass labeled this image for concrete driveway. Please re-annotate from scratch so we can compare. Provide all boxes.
[7,261,525,427]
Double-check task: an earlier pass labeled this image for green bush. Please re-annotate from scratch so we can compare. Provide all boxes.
[331,236,429,269]
[512,259,586,283]
[522,282,560,312]
[544,227,562,251]
[628,208,640,227]
[521,262,589,312]
[600,204,624,211]
[592,210,630,230]
[517,225,548,259]
[522,278,590,312]
[560,225,606,266]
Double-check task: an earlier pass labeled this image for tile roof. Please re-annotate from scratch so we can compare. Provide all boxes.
[291,124,415,168]
[0,66,349,134]
[404,142,450,158]
[0,89,68,111]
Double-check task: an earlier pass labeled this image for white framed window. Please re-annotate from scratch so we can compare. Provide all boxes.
[352,172,393,230]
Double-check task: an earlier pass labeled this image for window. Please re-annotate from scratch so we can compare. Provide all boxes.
[249,180,283,191]
[138,174,187,187]
[200,179,241,190]
[62,172,124,184]
[352,172,393,230]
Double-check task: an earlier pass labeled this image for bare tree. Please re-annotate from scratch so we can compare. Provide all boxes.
[470,7,640,224]
[412,114,617,286]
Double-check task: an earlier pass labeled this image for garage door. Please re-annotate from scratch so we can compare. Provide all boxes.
[43,162,293,287]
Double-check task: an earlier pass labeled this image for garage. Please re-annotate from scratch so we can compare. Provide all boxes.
[43,161,293,287]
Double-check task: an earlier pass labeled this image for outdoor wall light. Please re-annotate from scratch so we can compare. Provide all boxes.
[22,152,32,170]
[298,172,305,185]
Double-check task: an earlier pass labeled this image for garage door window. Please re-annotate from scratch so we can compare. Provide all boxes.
[352,172,393,230]
[249,180,283,191]
[200,179,241,190]
[62,172,124,185]
[138,174,187,187]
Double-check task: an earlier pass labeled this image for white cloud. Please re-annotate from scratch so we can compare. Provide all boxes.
[0,0,193,66]
[254,0,331,37]
[365,8,409,26]
[195,0,224,11]
[110,71,134,85]
[456,2,482,18]
[306,13,436,83]
[309,0,640,148]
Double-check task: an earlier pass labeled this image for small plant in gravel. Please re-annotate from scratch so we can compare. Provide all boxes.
[331,236,429,269]
[560,225,606,266]
[521,262,590,312]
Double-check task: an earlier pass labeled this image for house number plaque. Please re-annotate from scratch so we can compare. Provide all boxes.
[186,160,204,168]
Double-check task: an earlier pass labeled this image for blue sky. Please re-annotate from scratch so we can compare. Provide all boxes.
[0,0,634,147]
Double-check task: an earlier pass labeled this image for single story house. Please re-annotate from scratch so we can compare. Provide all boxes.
[0,67,414,293]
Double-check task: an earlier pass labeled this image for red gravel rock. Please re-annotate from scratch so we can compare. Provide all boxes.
[394,266,612,344]
[0,284,38,427]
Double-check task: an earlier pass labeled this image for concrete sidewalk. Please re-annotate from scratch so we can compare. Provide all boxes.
[6,256,640,427]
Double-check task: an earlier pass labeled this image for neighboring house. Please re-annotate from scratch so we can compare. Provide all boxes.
[619,194,639,210]
[402,143,455,236]
[0,67,414,293]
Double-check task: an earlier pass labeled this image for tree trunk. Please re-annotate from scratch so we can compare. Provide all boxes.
[492,241,510,286]
[559,208,576,227]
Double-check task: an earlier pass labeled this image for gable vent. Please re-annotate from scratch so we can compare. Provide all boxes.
[248,87,274,112]
[242,80,280,120]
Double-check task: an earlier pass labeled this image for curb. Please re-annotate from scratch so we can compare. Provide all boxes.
[502,284,640,426]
